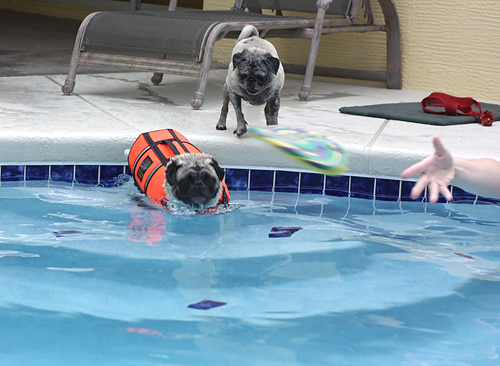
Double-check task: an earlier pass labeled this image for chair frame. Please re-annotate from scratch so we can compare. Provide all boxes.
[62,0,401,109]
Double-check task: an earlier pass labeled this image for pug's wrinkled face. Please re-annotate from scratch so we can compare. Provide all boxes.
[164,153,225,207]
[233,50,281,97]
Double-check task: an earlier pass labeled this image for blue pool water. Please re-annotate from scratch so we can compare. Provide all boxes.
[1,182,500,365]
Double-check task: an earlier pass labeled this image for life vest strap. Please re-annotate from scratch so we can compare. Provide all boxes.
[143,129,202,165]
[219,182,230,205]
[143,132,170,165]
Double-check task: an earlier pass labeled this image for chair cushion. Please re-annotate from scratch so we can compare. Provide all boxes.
[82,11,305,57]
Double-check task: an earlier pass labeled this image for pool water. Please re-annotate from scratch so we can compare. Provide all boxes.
[1,183,500,365]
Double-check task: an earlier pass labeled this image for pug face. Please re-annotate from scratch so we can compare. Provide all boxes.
[164,153,225,207]
[232,49,281,98]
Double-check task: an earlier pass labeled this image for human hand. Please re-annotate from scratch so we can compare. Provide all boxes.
[400,136,455,203]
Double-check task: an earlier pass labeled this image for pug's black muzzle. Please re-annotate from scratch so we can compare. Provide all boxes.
[174,173,219,206]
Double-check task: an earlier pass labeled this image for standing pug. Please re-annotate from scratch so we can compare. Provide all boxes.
[216,25,285,137]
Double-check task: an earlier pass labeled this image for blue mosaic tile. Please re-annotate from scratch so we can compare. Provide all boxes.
[100,165,125,187]
[475,196,500,206]
[250,169,274,192]
[325,175,349,197]
[1,165,24,182]
[429,187,451,204]
[187,300,227,310]
[401,181,450,203]
[269,226,302,238]
[2,162,498,206]
[450,186,477,204]
[400,180,423,201]
[275,170,299,193]
[350,176,375,200]
[376,178,400,201]
[224,168,248,191]
[50,165,74,183]
[26,165,49,181]
[75,165,99,185]
[300,172,324,194]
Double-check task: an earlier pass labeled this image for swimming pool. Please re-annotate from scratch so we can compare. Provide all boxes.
[1,165,500,365]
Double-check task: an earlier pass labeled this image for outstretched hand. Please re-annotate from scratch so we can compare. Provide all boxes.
[400,136,455,203]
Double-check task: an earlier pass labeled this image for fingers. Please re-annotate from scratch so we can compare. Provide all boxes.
[428,181,440,203]
[439,185,454,202]
[400,157,430,179]
[401,138,445,180]
[410,174,429,199]
[429,183,453,203]
[432,136,454,169]
[409,174,453,202]
[400,165,418,179]
[432,136,447,157]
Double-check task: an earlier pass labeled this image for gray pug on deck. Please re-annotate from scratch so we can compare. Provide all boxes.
[216,24,285,137]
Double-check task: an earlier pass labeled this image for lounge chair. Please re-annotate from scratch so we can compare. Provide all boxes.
[62,0,401,109]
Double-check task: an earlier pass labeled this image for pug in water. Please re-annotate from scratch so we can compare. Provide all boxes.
[216,24,285,137]
[164,153,227,208]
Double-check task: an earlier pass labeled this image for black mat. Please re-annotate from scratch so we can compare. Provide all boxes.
[339,102,500,126]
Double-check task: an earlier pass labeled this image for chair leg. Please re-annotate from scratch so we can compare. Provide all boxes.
[151,53,166,85]
[62,12,100,95]
[151,73,164,85]
[299,1,329,101]
[191,54,213,109]
[61,76,76,95]
[190,25,222,110]
[377,0,402,89]
[191,91,205,110]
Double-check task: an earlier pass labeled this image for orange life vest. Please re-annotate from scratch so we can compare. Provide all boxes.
[128,129,230,204]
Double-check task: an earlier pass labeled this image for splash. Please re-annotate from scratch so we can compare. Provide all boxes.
[130,193,240,216]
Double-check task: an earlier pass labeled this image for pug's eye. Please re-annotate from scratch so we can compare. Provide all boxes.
[202,172,216,185]
[179,173,195,186]
[253,71,266,80]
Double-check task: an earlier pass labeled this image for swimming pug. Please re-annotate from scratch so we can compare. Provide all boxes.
[216,24,285,137]
[164,153,227,208]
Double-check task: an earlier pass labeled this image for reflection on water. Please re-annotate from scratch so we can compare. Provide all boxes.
[0,184,499,365]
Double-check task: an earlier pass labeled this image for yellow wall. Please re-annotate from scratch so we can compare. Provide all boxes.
[207,0,500,102]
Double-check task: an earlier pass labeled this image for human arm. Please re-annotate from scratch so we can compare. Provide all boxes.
[400,136,500,202]
[451,156,500,199]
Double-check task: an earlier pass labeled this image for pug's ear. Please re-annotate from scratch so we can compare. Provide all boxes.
[232,52,245,70]
[165,160,180,186]
[209,158,226,181]
[263,55,280,75]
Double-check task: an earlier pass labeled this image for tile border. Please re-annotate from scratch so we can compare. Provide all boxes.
[0,164,496,205]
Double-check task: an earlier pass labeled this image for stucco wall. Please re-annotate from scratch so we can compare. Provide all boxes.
[207,0,500,102]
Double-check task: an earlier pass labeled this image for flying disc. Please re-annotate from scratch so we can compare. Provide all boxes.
[248,126,349,175]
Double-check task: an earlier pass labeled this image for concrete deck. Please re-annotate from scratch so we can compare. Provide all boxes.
[1,69,499,179]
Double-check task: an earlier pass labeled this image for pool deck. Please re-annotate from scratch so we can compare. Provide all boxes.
[1,69,499,180]
[1,8,500,181]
